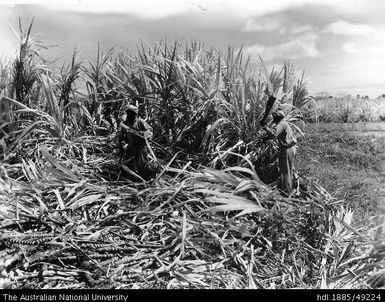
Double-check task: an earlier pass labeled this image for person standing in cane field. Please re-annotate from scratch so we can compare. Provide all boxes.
[263,109,297,195]
[119,104,154,181]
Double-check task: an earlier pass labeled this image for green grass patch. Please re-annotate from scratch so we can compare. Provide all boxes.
[297,126,384,223]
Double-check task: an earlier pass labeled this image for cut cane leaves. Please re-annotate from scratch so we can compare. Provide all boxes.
[202,196,265,215]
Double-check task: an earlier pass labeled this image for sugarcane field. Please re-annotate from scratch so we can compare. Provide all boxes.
[1,1,385,292]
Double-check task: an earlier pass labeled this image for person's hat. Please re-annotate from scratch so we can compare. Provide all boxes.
[272,109,285,118]
[124,104,138,114]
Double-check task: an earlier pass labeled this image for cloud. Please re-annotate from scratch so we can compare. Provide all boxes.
[340,21,385,54]
[244,32,321,61]
[315,17,385,96]
[324,20,379,35]
[0,20,18,59]
[3,0,368,20]
[342,40,385,54]
[315,30,385,97]
[291,24,315,35]
[342,42,358,53]
[315,55,385,97]
[242,14,316,36]
[243,16,286,32]
[43,0,194,19]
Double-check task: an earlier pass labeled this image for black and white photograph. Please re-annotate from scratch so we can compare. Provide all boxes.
[0,0,384,293]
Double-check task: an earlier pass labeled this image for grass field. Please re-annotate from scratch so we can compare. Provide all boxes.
[297,123,385,223]
[295,123,385,288]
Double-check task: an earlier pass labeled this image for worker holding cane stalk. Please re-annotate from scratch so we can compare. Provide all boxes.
[261,107,298,196]
[119,104,155,181]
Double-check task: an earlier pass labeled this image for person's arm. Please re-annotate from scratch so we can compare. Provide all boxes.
[263,126,275,139]
[120,122,129,132]
[134,120,153,139]
[141,120,153,139]
[119,122,129,150]
[121,120,153,139]
[121,122,142,137]
[264,122,284,139]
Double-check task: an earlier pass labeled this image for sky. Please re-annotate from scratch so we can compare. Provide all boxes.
[1,0,385,97]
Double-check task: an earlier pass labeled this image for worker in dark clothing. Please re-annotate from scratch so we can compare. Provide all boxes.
[119,104,153,180]
[264,109,297,195]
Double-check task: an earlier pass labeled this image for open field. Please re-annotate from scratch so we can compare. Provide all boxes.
[298,122,385,220]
